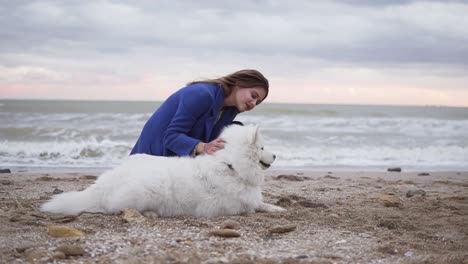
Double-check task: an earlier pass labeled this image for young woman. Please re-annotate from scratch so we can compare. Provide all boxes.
[130,69,269,157]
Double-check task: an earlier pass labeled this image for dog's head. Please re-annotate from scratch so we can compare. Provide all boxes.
[217,124,276,171]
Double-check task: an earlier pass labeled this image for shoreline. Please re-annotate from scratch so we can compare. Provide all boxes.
[1,169,467,263]
[3,165,468,175]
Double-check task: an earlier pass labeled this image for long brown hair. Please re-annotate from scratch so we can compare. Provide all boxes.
[187,69,269,103]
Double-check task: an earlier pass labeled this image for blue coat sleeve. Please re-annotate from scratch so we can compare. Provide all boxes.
[162,87,214,156]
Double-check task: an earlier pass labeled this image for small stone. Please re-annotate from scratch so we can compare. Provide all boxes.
[209,229,241,237]
[0,179,13,185]
[379,194,401,207]
[406,189,426,198]
[324,175,340,179]
[388,167,402,172]
[268,224,297,234]
[404,251,414,257]
[15,242,36,253]
[122,208,146,223]
[222,220,240,229]
[417,172,430,176]
[378,246,398,255]
[52,188,64,194]
[52,251,66,259]
[26,249,48,262]
[48,225,84,237]
[56,244,85,256]
[0,169,11,174]
[274,174,304,181]
[319,254,343,260]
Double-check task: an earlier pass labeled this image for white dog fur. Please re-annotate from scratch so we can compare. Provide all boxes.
[41,125,285,217]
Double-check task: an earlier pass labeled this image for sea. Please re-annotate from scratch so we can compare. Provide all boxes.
[1,99,467,172]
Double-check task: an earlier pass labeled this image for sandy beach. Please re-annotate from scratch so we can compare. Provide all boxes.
[1,169,467,263]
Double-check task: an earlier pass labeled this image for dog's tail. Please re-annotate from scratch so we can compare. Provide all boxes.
[40,187,100,216]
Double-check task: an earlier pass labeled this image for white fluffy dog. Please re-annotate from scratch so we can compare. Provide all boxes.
[41,125,285,217]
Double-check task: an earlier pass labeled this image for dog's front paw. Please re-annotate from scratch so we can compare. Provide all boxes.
[269,205,287,212]
[256,202,286,213]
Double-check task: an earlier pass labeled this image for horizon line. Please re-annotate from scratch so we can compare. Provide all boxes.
[1,97,467,109]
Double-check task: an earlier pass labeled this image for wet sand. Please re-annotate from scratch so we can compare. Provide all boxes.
[1,169,467,263]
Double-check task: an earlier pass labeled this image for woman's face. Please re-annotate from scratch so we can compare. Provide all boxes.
[234,86,267,112]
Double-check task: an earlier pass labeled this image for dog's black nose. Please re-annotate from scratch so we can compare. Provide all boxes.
[273,154,276,160]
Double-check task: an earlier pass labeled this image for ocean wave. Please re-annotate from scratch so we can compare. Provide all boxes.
[270,145,468,169]
[0,139,132,167]
[1,100,467,170]
[1,138,467,170]
[239,116,468,138]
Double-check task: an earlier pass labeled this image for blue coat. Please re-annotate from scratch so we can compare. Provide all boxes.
[130,83,239,156]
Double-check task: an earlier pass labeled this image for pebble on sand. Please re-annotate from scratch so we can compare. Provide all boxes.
[52,188,64,194]
[222,220,240,229]
[209,229,241,238]
[378,194,401,207]
[0,179,13,185]
[52,251,66,259]
[387,167,402,172]
[406,189,426,198]
[48,225,84,238]
[56,244,85,257]
[273,175,305,181]
[268,224,297,234]
[25,249,48,262]
[122,208,146,223]
[15,242,36,253]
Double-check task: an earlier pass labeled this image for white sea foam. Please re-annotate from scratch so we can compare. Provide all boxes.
[1,100,467,170]
[269,144,468,170]
[0,139,131,168]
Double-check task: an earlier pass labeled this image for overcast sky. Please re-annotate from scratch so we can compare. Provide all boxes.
[1,0,467,106]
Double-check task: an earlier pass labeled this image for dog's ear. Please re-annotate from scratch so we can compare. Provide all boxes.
[249,126,260,144]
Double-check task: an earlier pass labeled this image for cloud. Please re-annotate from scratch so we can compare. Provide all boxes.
[0,1,467,105]
[3,1,467,62]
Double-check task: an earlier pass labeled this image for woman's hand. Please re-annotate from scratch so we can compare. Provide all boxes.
[196,138,226,155]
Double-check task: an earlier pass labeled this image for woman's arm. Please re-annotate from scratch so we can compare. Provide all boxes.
[162,86,216,156]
